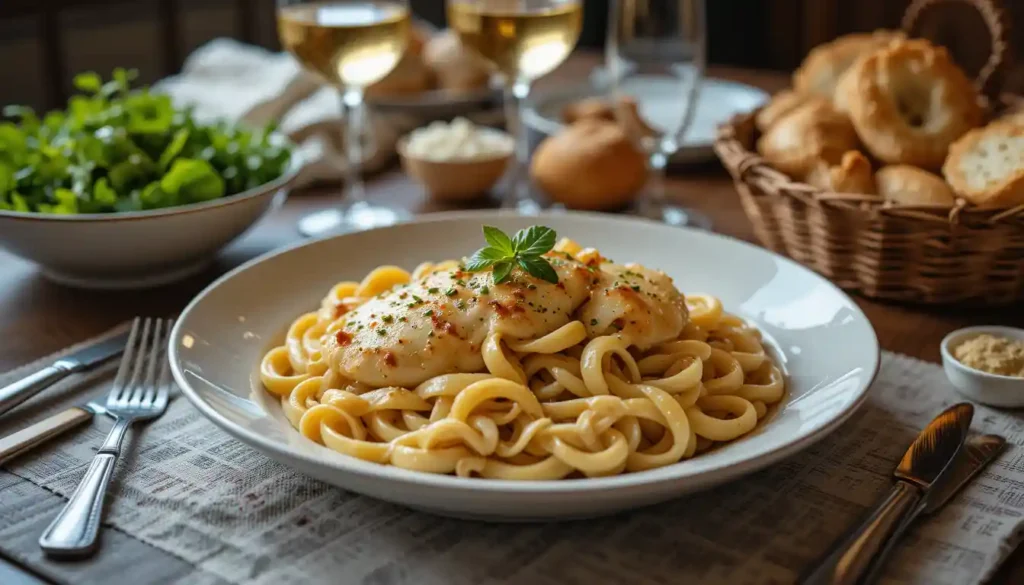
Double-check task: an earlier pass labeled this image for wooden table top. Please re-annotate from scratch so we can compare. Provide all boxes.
[0,55,1020,584]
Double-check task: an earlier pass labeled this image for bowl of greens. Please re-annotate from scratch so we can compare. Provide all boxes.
[0,69,300,289]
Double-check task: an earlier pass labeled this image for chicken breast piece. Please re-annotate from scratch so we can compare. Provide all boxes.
[323,253,596,387]
[579,263,688,349]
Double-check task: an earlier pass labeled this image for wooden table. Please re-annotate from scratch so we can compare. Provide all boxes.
[0,57,1021,584]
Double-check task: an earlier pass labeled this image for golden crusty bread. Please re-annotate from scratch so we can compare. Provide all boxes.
[840,38,983,169]
[423,29,491,92]
[805,151,877,194]
[756,90,829,132]
[943,119,1024,208]
[531,119,648,211]
[876,165,957,206]
[366,51,434,98]
[756,100,860,179]
[793,30,905,97]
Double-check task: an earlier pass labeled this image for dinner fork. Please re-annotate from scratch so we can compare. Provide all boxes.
[38,317,174,558]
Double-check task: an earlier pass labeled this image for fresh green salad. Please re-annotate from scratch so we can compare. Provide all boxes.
[0,69,292,215]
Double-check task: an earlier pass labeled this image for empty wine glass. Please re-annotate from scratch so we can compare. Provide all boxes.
[447,0,583,213]
[278,0,412,237]
[606,0,711,229]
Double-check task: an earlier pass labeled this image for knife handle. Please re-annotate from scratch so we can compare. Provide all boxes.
[0,362,76,418]
[798,482,922,585]
[0,406,93,466]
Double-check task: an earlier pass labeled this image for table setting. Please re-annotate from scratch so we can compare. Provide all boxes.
[2,1,1024,584]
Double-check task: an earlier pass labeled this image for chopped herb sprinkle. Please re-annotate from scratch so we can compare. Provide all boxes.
[381,315,394,323]
[445,288,457,297]
[631,285,641,292]
[424,309,434,317]
[480,286,490,294]
[376,329,386,336]
[590,319,598,326]
[428,287,439,294]
[456,300,467,310]
[527,284,537,290]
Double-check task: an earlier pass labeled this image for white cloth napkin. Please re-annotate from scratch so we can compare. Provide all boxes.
[155,38,499,188]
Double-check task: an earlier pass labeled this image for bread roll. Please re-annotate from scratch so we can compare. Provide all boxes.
[876,165,956,206]
[806,151,877,194]
[756,100,860,179]
[531,120,648,211]
[423,29,491,92]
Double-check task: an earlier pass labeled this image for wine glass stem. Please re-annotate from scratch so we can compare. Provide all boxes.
[341,87,368,208]
[503,78,533,209]
[642,150,670,213]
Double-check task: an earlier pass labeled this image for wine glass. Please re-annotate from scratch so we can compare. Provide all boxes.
[447,0,583,213]
[278,0,412,237]
[607,0,711,229]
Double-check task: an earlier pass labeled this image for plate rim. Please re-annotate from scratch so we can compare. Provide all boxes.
[169,209,880,494]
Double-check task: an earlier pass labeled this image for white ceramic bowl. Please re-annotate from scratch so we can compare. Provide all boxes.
[0,149,302,290]
[169,210,879,520]
[941,326,1024,408]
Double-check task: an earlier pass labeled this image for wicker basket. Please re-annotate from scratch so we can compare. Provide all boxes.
[713,0,1024,305]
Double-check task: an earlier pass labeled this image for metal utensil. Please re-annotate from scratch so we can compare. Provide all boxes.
[0,402,109,466]
[798,402,974,585]
[0,324,130,417]
[861,433,1006,584]
[38,317,173,559]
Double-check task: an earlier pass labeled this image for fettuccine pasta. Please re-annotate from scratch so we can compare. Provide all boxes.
[260,235,784,479]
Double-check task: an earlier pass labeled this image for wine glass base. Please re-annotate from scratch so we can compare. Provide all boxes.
[635,204,713,230]
[297,204,411,238]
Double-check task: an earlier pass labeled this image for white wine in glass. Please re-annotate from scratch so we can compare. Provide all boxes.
[448,0,583,212]
[278,1,412,237]
[607,0,711,229]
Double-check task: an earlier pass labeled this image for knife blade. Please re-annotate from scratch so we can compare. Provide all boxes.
[0,402,110,466]
[799,402,974,585]
[860,433,1006,585]
[0,323,130,418]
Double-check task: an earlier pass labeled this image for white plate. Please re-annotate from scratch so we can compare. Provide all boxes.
[524,77,769,164]
[169,211,879,520]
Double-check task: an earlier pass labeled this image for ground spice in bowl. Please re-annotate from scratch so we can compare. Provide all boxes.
[953,333,1024,378]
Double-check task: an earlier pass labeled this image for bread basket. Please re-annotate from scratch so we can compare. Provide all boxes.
[714,0,1024,305]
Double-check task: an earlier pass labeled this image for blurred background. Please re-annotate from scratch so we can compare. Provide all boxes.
[2,0,1023,111]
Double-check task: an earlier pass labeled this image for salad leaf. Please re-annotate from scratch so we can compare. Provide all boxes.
[0,69,292,215]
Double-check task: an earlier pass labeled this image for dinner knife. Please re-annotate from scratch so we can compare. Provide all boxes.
[798,402,974,585]
[0,325,130,418]
[0,402,109,466]
[860,433,1007,585]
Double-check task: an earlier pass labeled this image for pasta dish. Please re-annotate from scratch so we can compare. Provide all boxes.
[260,225,785,480]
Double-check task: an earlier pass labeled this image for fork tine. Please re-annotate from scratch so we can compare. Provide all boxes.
[153,322,174,412]
[107,318,142,407]
[141,319,168,406]
[124,318,153,407]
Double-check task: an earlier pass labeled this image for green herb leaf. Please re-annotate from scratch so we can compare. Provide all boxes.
[465,225,560,284]
[511,225,556,257]
[492,260,514,283]
[483,225,514,255]
[517,256,559,284]
[464,246,505,271]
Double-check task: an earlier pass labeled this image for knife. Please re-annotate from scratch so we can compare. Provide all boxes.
[0,324,130,418]
[860,433,1007,584]
[0,402,110,466]
[798,402,974,585]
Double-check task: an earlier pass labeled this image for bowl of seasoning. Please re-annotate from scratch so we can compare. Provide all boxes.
[941,326,1024,408]
[398,117,514,202]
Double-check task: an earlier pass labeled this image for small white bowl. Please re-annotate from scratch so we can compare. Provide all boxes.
[0,147,302,290]
[398,128,513,202]
[940,326,1024,408]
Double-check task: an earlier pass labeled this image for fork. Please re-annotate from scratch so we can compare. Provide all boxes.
[38,317,174,558]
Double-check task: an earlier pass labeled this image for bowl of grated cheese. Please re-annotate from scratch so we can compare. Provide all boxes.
[399,117,514,202]
[941,326,1024,408]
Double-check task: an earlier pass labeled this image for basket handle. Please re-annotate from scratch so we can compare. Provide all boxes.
[901,0,1012,105]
